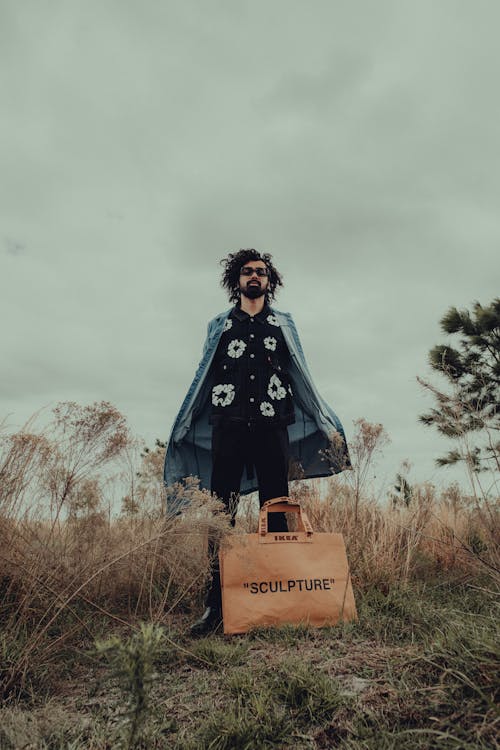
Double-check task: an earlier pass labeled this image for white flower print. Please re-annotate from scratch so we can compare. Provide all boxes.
[227,339,246,358]
[260,401,275,417]
[266,314,279,327]
[212,384,235,407]
[263,336,277,351]
[223,318,233,332]
[268,374,287,400]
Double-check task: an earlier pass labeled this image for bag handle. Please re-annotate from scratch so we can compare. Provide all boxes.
[259,497,314,537]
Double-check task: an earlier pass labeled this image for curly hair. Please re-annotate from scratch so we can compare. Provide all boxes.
[219,249,283,304]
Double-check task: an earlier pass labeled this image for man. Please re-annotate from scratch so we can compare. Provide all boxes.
[164,249,350,634]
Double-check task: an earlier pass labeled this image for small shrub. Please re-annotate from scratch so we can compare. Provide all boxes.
[95,622,166,749]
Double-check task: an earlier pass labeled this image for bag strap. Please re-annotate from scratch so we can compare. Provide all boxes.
[259,497,314,537]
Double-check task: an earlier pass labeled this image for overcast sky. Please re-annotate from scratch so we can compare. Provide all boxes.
[1,0,499,495]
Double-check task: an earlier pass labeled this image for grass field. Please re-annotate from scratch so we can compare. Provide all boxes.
[0,579,497,749]
[0,406,498,748]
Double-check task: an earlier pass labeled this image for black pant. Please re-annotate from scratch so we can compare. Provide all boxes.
[206,422,290,609]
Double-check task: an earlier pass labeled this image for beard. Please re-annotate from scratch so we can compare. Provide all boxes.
[240,281,267,299]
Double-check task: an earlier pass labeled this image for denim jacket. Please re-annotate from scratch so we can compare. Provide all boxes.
[163,307,350,513]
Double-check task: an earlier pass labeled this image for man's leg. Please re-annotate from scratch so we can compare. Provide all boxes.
[253,426,290,532]
[211,422,247,524]
[191,423,246,633]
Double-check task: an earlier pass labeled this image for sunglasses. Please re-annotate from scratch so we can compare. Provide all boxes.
[240,266,269,277]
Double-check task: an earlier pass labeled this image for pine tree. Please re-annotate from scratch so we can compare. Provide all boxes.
[418,298,500,473]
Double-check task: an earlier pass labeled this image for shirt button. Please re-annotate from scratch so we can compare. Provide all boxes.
[250,333,255,339]
[250,374,255,380]
[249,397,255,403]
[250,318,255,323]
[250,353,255,358]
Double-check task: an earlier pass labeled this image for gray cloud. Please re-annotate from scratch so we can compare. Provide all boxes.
[1,0,499,493]
[4,237,25,256]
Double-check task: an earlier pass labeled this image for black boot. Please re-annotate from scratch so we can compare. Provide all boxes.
[190,605,223,637]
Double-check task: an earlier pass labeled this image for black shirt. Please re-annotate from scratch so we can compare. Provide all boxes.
[209,303,295,427]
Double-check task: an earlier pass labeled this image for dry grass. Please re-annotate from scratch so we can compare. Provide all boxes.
[290,478,499,590]
[0,403,498,715]
[0,404,231,700]
[0,497,231,700]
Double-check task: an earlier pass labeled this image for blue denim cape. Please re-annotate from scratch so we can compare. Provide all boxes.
[163,307,349,513]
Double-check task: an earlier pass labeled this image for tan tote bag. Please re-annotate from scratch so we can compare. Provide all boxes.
[219,497,357,635]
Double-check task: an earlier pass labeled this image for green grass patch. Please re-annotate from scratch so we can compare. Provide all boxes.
[188,638,249,668]
[186,658,353,748]
[353,580,498,645]
[246,621,317,644]
[272,657,350,726]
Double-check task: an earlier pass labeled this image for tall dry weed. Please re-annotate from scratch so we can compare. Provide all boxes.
[0,405,231,699]
[310,417,499,587]
[292,478,499,589]
[1,487,231,698]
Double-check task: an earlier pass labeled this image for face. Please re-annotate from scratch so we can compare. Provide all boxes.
[239,260,269,299]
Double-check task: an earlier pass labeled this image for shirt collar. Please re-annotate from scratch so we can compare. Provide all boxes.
[232,302,271,323]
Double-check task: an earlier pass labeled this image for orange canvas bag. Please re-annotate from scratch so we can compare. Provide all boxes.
[219,497,357,635]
